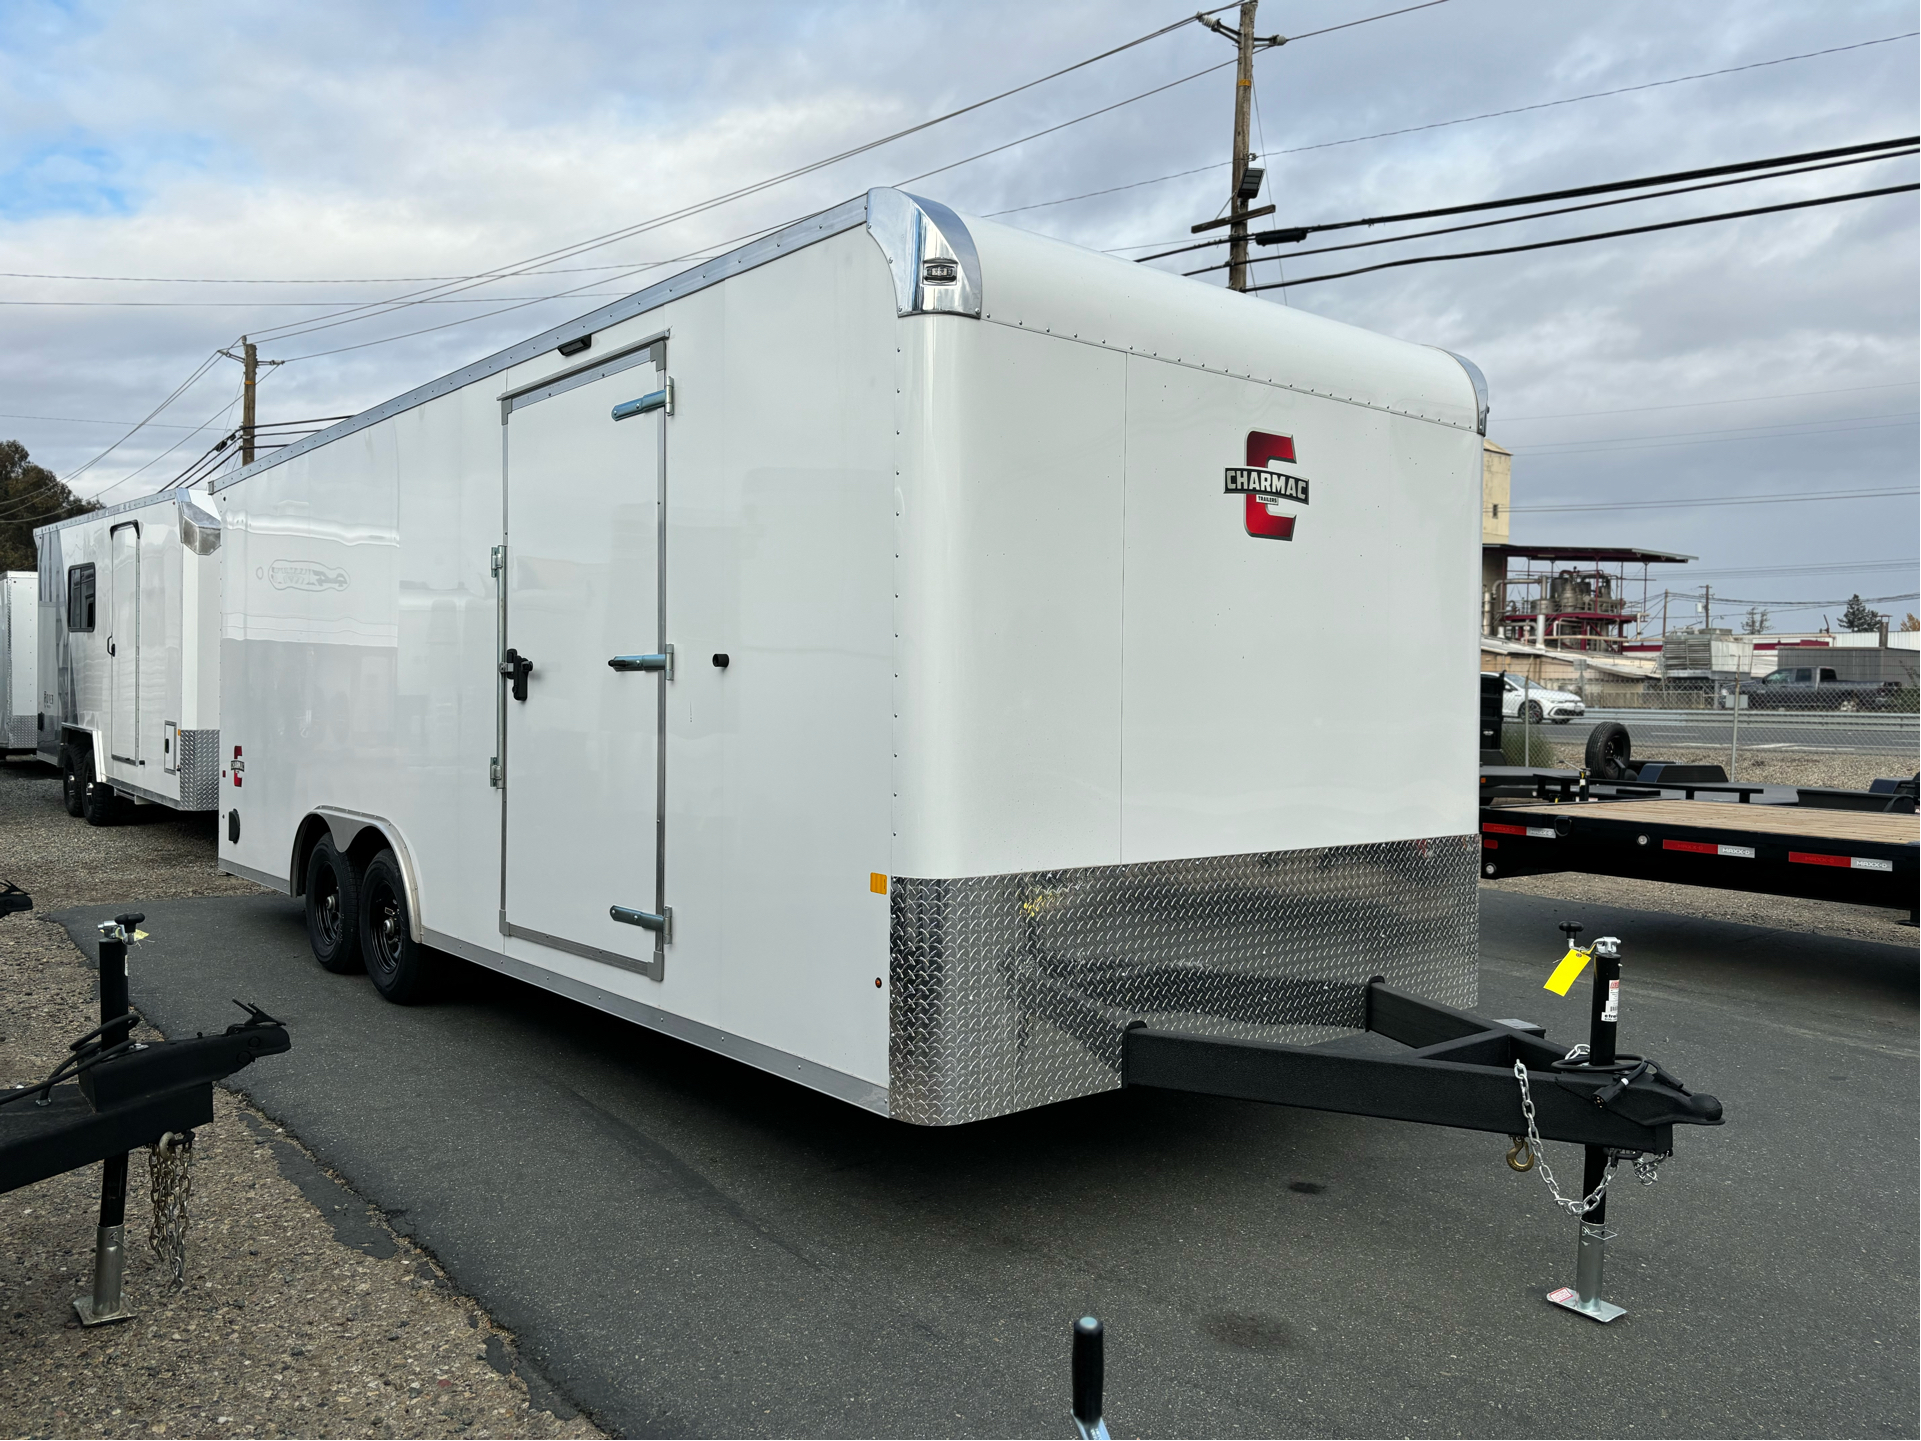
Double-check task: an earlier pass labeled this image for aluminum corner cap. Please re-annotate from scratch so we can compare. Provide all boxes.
[1438,348,1490,435]
[865,188,982,319]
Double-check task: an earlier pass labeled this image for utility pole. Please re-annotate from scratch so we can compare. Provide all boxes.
[240,337,258,466]
[220,336,280,472]
[1201,3,1284,292]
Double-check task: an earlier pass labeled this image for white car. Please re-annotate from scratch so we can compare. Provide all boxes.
[1489,672,1586,725]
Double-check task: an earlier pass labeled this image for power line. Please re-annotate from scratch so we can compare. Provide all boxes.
[1681,558,1918,579]
[1510,412,1918,453]
[230,1,1444,357]
[0,293,646,308]
[0,411,216,429]
[238,8,1240,353]
[1499,380,1919,421]
[0,261,712,284]
[1243,182,1919,292]
[989,31,1920,220]
[1166,145,1918,271]
[1511,486,1914,514]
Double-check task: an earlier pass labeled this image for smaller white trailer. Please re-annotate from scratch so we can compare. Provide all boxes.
[1,571,36,754]
[34,490,222,823]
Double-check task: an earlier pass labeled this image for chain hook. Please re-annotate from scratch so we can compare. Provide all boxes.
[1505,1134,1536,1172]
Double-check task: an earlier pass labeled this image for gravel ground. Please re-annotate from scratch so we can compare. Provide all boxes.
[0,758,601,1440]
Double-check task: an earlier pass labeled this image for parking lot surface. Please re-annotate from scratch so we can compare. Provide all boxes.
[55,890,1919,1438]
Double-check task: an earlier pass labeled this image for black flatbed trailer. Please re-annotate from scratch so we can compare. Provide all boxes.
[1479,766,1918,914]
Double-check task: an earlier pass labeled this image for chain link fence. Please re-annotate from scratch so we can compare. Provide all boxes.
[1491,668,1919,792]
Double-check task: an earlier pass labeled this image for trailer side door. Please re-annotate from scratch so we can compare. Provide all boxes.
[108,521,139,768]
[500,344,668,980]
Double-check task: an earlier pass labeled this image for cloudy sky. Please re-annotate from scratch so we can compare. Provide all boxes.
[1,0,1914,631]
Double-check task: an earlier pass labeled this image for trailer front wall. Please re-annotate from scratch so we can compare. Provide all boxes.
[886,216,1481,1124]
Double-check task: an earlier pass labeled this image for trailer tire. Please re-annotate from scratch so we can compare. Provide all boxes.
[360,850,437,1004]
[304,837,364,974]
[1585,721,1631,781]
[59,748,85,817]
[79,753,121,827]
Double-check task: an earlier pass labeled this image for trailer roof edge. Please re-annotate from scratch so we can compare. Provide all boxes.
[214,193,874,493]
[33,486,213,540]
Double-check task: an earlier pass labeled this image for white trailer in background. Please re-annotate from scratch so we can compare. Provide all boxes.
[1,572,36,754]
[34,491,223,824]
[213,188,1490,1125]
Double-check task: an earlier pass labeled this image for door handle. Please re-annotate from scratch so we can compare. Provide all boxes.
[608,644,673,680]
[107,636,115,656]
[499,648,533,701]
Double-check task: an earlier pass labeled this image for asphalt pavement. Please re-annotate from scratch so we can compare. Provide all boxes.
[1577,707,1918,756]
[57,891,1918,1438]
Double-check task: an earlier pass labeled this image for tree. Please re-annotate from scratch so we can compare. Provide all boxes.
[0,440,96,572]
[1839,593,1884,633]
[1741,605,1771,634]
[1901,612,1920,633]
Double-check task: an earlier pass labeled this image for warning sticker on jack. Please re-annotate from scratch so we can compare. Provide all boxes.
[1601,978,1620,1022]
[1547,1286,1577,1304]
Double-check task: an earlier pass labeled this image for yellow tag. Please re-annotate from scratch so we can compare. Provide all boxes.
[1543,947,1590,996]
[132,930,149,942]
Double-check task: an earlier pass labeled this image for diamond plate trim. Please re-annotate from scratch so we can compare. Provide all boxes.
[175,728,220,811]
[888,835,1479,1126]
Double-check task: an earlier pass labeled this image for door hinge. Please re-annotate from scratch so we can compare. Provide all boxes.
[489,756,501,788]
[490,545,505,578]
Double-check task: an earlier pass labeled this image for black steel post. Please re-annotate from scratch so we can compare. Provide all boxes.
[1582,937,1620,1228]
[1071,1316,1108,1439]
[75,914,141,1326]
[1552,934,1627,1323]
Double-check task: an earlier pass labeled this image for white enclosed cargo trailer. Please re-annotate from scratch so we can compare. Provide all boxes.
[1,571,37,754]
[34,491,223,822]
[213,188,1489,1125]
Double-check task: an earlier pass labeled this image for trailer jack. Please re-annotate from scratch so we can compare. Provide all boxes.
[1123,936,1720,1323]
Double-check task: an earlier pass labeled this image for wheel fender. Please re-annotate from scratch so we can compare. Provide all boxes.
[310,808,425,943]
[60,725,104,764]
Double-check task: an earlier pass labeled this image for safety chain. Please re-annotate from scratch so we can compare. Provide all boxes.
[1508,1061,1670,1213]
[147,1130,195,1286]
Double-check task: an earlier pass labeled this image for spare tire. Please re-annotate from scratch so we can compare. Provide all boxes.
[1585,721,1631,780]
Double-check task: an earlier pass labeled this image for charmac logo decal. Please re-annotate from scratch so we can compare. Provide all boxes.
[1224,431,1308,541]
[268,560,349,591]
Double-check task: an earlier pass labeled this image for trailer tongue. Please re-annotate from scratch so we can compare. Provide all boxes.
[1127,929,1722,1323]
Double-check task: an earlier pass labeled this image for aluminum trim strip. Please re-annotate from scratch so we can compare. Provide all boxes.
[218,857,290,895]
[35,490,179,540]
[504,920,664,984]
[501,334,664,415]
[215,195,872,493]
[430,927,891,1116]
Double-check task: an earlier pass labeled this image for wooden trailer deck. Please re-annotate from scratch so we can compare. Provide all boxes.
[1501,799,1920,848]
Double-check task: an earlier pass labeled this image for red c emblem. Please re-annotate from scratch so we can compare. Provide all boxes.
[1243,431,1297,541]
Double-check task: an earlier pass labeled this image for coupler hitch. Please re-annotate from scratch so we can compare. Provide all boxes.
[1123,936,1721,1323]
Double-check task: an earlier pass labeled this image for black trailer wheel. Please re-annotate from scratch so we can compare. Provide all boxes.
[1585,721,1632,780]
[59,747,85,817]
[79,753,120,827]
[1522,700,1543,724]
[360,850,437,1004]
[304,837,363,974]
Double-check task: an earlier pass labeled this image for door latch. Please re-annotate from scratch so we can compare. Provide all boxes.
[607,644,673,680]
[499,648,533,701]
